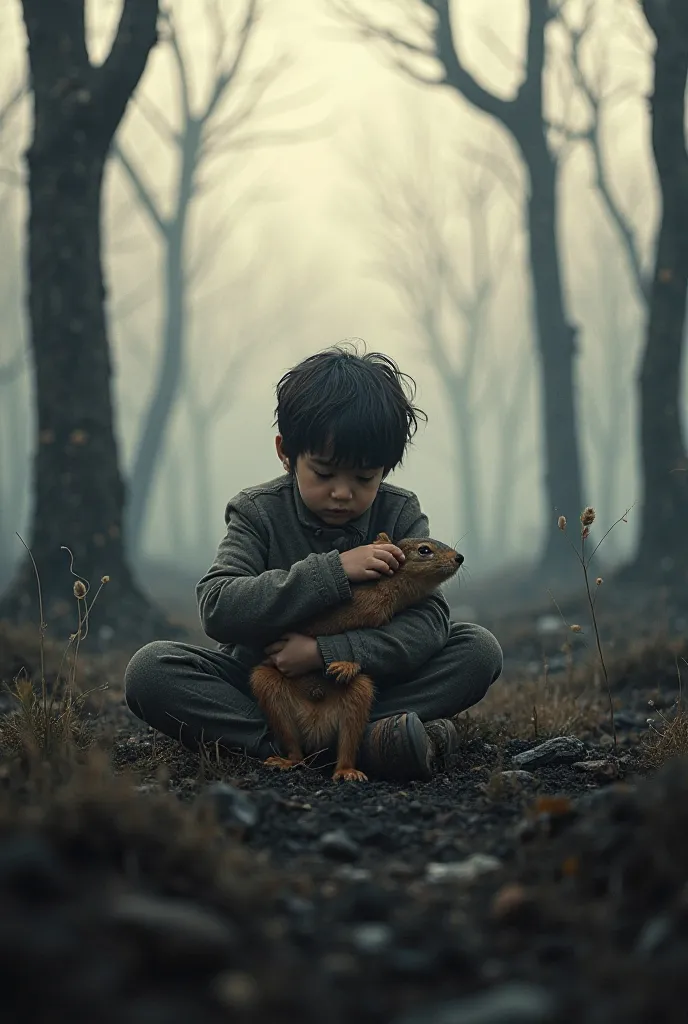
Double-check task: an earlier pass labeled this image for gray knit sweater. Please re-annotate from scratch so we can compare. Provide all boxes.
[196,474,451,685]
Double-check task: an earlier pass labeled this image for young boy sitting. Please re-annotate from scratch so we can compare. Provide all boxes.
[124,344,503,781]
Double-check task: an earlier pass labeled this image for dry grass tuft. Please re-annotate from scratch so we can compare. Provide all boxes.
[469,665,605,744]
[642,659,688,769]
[0,540,110,764]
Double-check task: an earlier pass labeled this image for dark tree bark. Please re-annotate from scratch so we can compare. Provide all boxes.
[620,0,688,584]
[340,0,583,575]
[0,0,173,646]
[434,0,582,573]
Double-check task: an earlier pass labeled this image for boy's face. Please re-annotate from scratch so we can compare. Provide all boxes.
[275,436,384,525]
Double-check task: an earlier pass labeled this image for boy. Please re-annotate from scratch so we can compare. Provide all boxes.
[124,344,503,781]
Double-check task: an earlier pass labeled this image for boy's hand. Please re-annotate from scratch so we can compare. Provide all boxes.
[263,633,324,677]
[339,541,406,582]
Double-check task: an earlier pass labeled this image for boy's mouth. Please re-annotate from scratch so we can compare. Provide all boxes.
[323,508,351,518]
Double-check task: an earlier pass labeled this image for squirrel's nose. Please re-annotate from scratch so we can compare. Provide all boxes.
[454,552,464,565]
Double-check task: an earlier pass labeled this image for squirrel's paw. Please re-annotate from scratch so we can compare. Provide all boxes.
[264,755,301,771]
[326,660,361,684]
[333,767,368,782]
[374,531,392,544]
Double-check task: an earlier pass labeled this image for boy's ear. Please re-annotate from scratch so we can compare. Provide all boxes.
[275,434,290,472]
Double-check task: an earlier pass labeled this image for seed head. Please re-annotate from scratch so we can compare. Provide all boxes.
[580,506,596,527]
[596,577,603,586]
[73,580,87,599]
[557,515,567,531]
[570,624,582,633]
[101,575,110,584]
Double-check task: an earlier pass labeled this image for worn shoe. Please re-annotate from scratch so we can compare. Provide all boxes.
[358,712,433,782]
[425,718,461,774]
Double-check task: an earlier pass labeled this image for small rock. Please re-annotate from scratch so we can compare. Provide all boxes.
[394,982,557,1024]
[573,759,617,778]
[334,864,371,882]
[636,914,673,955]
[319,829,361,862]
[426,854,501,884]
[491,884,532,922]
[201,782,260,831]
[511,736,585,769]
[110,893,235,966]
[350,922,393,954]
[498,770,538,787]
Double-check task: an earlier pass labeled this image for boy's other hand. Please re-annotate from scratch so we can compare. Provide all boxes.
[339,541,406,582]
[263,633,324,677]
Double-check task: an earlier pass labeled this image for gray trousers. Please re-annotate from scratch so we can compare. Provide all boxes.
[124,623,503,760]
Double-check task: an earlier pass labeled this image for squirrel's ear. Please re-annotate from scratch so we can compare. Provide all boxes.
[375,532,392,544]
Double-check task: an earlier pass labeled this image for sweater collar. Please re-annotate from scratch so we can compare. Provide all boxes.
[291,476,372,539]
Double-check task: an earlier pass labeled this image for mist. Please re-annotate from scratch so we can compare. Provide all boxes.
[0,0,669,617]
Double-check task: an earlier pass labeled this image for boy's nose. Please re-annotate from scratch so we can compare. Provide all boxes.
[331,485,353,500]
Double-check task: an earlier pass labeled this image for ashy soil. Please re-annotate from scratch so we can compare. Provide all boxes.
[1,605,688,1024]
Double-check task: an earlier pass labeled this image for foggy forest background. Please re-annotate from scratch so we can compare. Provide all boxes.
[0,0,684,628]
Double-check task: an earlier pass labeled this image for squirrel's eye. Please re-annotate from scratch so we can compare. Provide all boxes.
[417,545,433,556]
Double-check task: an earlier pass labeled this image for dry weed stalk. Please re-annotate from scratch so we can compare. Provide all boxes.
[556,504,634,750]
[2,537,109,759]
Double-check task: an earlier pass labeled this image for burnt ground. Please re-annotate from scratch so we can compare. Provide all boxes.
[1,574,688,1024]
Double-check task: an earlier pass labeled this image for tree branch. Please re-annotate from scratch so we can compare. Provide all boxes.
[94,0,160,137]
[159,5,192,123]
[203,0,261,122]
[112,141,169,237]
[559,1,650,303]
[133,89,181,147]
[0,83,25,136]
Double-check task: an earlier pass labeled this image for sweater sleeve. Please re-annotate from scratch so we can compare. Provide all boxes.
[196,494,351,646]
[316,495,451,683]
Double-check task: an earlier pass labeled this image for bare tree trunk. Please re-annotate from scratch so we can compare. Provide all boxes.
[125,130,196,557]
[524,143,582,567]
[629,0,688,582]
[0,0,171,645]
[166,421,187,556]
[188,405,216,566]
[448,381,482,561]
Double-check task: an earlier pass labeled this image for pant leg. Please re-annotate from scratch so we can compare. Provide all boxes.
[124,640,273,759]
[370,622,503,723]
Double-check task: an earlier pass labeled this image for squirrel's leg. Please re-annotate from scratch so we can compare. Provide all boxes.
[332,673,375,782]
[327,660,362,685]
[250,665,305,769]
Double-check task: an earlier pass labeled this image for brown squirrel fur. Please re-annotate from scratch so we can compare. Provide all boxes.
[250,533,463,782]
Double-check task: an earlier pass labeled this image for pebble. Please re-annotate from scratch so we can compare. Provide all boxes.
[109,893,235,964]
[200,782,260,831]
[319,829,361,862]
[573,759,617,778]
[394,982,557,1024]
[426,854,501,884]
[511,736,586,769]
[498,770,538,787]
[350,922,393,953]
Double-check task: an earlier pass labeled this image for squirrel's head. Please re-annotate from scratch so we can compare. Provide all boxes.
[376,533,464,585]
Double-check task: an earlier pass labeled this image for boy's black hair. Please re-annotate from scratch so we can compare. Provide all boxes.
[275,340,427,474]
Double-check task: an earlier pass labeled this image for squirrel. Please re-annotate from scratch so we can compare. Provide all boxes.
[250,533,464,783]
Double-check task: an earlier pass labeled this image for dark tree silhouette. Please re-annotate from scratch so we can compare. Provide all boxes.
[630,0,688,583]
[0,0,170,645]
[335,0,584,574]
